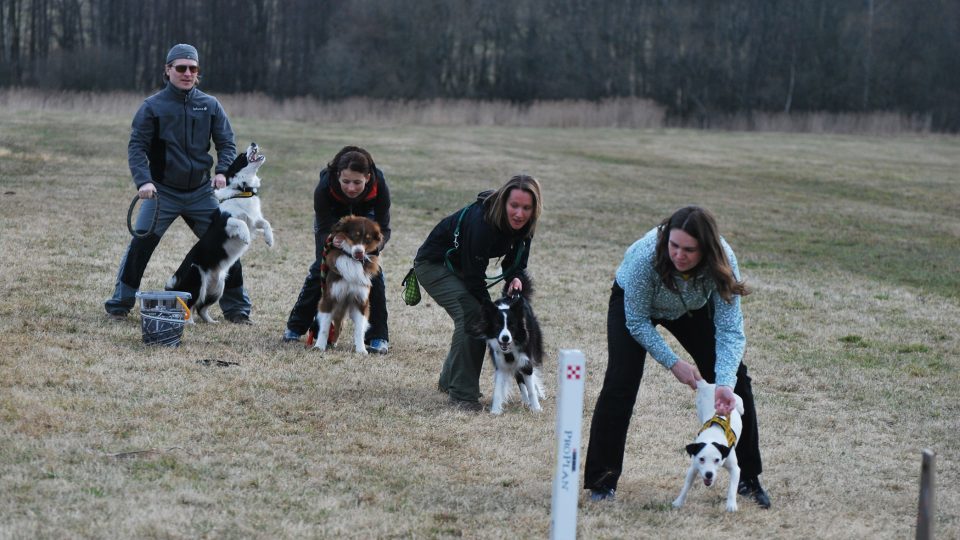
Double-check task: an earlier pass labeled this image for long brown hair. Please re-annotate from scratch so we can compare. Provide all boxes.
[483,174,543,238]
[654,206,749,302]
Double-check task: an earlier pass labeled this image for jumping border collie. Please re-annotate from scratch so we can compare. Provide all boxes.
[311,216,383,354]
[165,209,250,323]
[469,273,545,415]
[672,379,745,512]
[215,141,274,248]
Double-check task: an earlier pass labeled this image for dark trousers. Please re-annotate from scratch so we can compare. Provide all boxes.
[285,238,388,342]
[583,283,763,492]
[105,184,249,316]
[413,259,486,402]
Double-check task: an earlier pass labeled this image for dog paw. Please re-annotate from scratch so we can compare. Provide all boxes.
[672,498,684,509]
[490,407,504,415]
[726,501,738,512]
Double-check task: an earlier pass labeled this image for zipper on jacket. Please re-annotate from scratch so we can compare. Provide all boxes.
[182,97,195,187]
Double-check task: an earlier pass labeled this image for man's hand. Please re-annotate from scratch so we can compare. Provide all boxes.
[212,173,227,189]
[138,182,157,199]
[670,360,702,390]
[715,385,736,416]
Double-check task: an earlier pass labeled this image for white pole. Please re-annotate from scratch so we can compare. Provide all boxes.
[550,349,586,540]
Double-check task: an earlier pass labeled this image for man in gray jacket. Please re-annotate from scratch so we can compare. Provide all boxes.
[104,43,253,323]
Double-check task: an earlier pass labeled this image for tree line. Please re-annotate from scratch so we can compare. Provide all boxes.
[1,0,958,131]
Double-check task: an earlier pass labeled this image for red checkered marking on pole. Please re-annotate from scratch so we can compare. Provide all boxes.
[566,364,582,380]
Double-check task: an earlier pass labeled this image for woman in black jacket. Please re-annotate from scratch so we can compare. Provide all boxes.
[283,146,392,353]
[413,175,542,410]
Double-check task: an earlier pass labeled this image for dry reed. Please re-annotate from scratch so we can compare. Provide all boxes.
[0,88,936,134]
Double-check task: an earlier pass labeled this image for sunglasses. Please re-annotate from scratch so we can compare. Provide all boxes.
[171,64,199,74]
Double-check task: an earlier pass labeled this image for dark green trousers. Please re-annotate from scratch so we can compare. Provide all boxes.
[414,260,486,402]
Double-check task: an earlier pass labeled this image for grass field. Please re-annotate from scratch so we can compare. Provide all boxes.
[1,106,958,539]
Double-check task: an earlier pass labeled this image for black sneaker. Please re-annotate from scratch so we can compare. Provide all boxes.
[447,396,483,412]
[738,477,771,509]
[589,488,616,502]
[106,310,128,321]
[226,313,254,325]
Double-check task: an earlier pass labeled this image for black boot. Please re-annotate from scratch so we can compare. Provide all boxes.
[738,477,771,509]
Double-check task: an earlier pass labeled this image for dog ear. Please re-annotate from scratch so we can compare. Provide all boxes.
[685,442,706,456]
[223,151,249,180]
[712,442,731,458]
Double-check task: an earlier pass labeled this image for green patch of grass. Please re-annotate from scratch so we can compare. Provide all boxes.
[126,455,201,483]
[839,335,869,347]
[896,343,930,354]
[843,351,885,368]
[739,260,784,269]
[84,486,106,498]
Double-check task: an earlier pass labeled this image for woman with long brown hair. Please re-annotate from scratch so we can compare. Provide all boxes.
[583,205,771,508]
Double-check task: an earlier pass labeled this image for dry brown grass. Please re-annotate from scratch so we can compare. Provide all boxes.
[0,88,937,134]
[0,105,958,538]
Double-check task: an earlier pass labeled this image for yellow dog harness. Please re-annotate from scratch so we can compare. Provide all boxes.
[699,414,737,447]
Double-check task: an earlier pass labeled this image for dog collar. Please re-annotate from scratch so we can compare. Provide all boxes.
[224,190,257,200]
[699,414,737,447]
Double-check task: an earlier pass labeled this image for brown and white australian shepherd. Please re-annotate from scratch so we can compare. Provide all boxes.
[312,216,383,354]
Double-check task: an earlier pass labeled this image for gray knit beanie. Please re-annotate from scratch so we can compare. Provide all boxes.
[166,43,199,64]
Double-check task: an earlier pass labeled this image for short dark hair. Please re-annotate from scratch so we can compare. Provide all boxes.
[329,146,374,177]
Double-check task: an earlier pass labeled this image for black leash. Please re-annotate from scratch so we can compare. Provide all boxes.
[127,193,159,238]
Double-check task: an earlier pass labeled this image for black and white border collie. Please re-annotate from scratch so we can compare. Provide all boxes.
[215,142,274,247]
[165,209,250,323]
[311,216,383,354]
[469,273,546,415]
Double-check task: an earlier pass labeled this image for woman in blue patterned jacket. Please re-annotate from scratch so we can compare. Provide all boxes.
[583,206,771,508]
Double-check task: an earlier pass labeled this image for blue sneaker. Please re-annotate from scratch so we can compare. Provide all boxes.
[589,488,615,502]
[367,339,389,354]
[282,329,301,343]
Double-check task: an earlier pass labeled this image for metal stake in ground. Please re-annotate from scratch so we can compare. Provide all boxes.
[916,448,936,540]
[551,349,586,540]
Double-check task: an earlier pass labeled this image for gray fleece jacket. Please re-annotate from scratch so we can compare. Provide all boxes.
[127,81,236,191]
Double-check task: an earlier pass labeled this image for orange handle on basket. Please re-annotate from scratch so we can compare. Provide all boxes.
[176,295,191,320]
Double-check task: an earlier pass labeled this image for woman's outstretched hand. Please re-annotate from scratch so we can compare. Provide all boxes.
[670,360,701,390]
